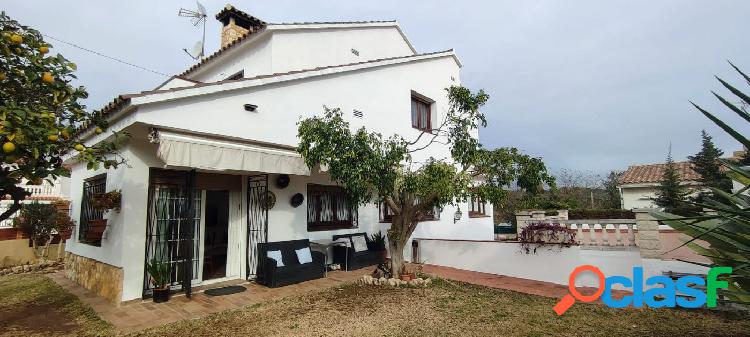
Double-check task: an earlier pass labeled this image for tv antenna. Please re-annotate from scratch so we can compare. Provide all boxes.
[178,1,207,60]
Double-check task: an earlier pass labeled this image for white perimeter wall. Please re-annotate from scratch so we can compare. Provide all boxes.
[417,239,707,290]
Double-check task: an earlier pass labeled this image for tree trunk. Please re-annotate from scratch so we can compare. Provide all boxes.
[388,237,406,277]
[387,214,416,277]
[40,234,53,261]
[57,236,65,261]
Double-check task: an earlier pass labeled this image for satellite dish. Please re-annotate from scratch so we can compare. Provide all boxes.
[178,1,207,60]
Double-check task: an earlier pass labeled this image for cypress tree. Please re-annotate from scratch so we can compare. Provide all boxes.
[654,147,689,213]
[688,130,732,192]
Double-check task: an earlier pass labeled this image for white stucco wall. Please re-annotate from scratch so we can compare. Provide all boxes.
[137,55,461,164]
[190,33,273,82]
[66,128,161,302]
[620,186,658,210]
[189,25,414,83]
[417,240,706,290]
[269,27,414,73]
[620,183,703,210]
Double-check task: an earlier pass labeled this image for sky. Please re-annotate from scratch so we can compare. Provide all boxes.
[4,1,750,175]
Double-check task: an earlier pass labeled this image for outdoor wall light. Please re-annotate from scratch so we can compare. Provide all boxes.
[244,103,258,112]
[453,208,462,223]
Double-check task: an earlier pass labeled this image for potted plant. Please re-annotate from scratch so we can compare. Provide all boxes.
[399,265,415,282]
[91,190,122,212]
[85,219,107,241]
[55,215,74,240]
[146,258,171,303]
[369,231,387,260]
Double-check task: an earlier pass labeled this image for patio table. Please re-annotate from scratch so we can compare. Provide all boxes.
[310,239,349,276]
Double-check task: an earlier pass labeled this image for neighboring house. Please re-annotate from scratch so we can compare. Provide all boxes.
[63,4,494,304]
[617,161,702,209]
[0,178,69,227]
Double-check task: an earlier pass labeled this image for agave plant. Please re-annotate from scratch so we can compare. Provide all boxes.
[652,62,750,305]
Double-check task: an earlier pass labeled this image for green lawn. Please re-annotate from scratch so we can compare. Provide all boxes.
[0,273,111,336]
[1,273,748,336]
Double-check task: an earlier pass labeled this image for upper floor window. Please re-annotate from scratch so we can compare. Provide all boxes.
[225,70,244,81]
[307,184,357,231]
[469,195,487,217]
[411,92,433,132]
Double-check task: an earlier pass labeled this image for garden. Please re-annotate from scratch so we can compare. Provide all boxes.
[2,272,748,337]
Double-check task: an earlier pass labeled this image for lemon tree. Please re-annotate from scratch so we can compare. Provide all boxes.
[0,12,125,221]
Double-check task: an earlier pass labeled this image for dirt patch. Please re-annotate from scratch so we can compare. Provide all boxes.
[0,303,78,335]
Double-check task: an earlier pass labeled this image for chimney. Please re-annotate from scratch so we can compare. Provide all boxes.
[216,4,266,49]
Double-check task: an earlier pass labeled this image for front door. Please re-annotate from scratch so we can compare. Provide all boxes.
[203,190,230,280]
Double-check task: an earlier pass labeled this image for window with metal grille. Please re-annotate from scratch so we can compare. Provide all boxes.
[78,174,106,245]
[411,94,432,132]
[143,169,201,297]
[307,184,357,231]
[469,195,487,217]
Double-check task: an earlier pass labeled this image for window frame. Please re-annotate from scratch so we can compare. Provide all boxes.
[469,194,488,218]
[78,174,107,245]
[306,184,358,231]
[379,201,440,223]
[411,91,434,132]
[225,70,244,81]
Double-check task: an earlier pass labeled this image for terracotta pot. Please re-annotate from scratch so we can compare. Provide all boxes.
[400,273,415,282]
[85,219,107,241]
[379,249,388,261]
[57,229,72,240]
[152,287,170,303]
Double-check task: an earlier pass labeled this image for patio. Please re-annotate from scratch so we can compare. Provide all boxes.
[46,269,365,332]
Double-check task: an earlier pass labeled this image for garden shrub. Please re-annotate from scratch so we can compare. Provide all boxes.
[568,209,634,220]
[518,222,576,254]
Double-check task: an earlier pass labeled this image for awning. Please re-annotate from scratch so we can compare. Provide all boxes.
[151,130,311,176]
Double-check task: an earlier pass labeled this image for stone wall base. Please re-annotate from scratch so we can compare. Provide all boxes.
[64,252,123,304]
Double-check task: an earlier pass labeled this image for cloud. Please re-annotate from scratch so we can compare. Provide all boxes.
[4,0,749,173]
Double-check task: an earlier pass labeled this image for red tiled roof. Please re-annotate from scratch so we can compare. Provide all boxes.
[619,161,702,185]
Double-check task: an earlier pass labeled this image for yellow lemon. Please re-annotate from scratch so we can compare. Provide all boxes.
[48,134,59,142]
[95,127,103,134]
[39,46,48,54]
[10,34,22,44]
[0,72,5,81]
[60,129,70,139]
[41,72,54,84]
[2,142,16,153]
[74,144,84,151]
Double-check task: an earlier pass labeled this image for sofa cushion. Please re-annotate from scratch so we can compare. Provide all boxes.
[267,250,284,267]
[295,247,313,264]
[352,235,368,252]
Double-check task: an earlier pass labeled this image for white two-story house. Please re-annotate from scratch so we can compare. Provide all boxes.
[63,4,494,304]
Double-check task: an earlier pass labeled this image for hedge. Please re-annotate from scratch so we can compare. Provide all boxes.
[567,209,635,220]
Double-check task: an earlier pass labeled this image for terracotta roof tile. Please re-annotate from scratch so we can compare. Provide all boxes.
[619,161,702,185]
